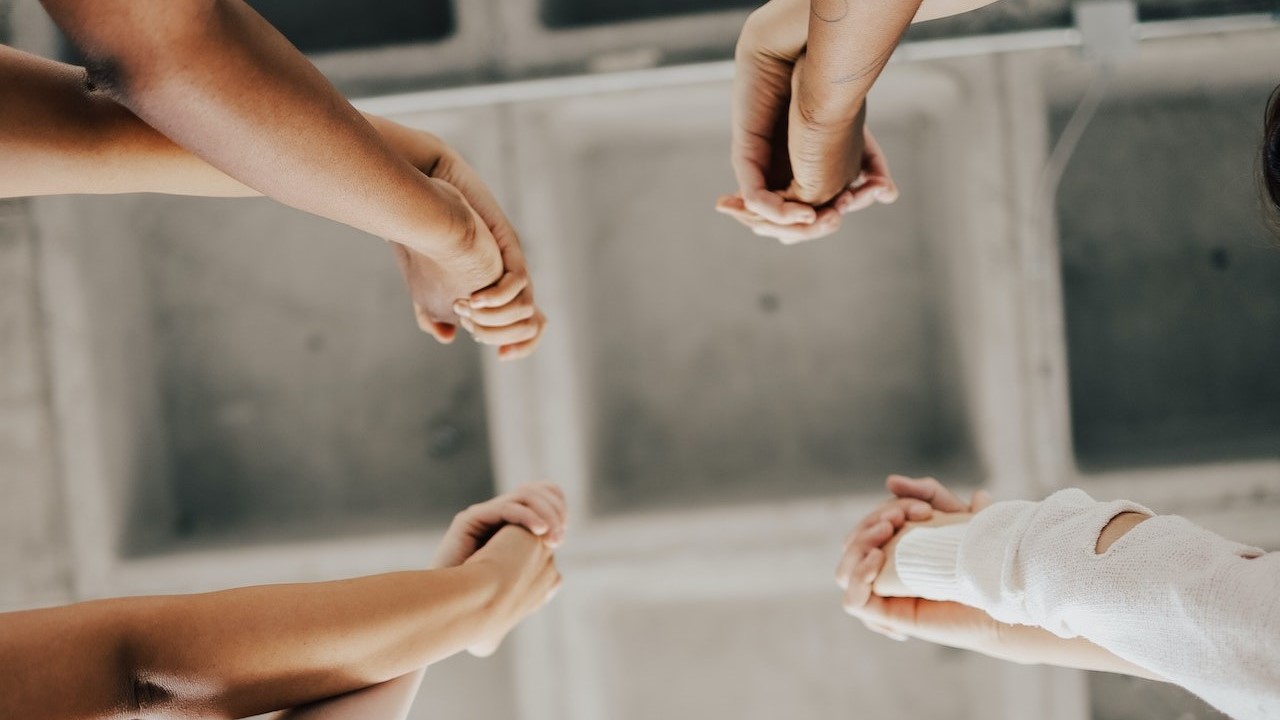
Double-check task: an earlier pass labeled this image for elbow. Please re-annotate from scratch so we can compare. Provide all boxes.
[62,0,220,104]
[114,603,179,719]
[81,56,126,101]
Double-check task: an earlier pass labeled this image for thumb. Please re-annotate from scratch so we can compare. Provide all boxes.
[414,303,456,344]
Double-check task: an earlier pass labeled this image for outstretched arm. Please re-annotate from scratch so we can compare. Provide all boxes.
[836,489,1157,680]
[36,0,473,260]
[0,485,567,720]
[0,44,547,356]
[844,476,1280,719]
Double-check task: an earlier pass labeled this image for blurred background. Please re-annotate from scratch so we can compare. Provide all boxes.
[2,0,1279,718]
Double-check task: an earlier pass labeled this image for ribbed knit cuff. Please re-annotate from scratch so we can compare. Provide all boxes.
[894,523,969,603]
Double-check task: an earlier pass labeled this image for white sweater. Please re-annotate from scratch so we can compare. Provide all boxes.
[893,489,1280,720]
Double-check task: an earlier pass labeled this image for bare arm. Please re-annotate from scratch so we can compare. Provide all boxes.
[0,43,255,198]
[272,483,570,720]
[0,526,559,720]
[35,0,478,261]
[276,671,426,720]
[0,44,547,356]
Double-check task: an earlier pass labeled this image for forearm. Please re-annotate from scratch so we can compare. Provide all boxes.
[797,0,923,126]
[894,491,1280,716]
[0,45,452,203]
[126,567,497,718]
[277,671,426,720]
[39,0,463,254]
[992,623,1163,681]
[0,566,498,720]
[0,44,253,198]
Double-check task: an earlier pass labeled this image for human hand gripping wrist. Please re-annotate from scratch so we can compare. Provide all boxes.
[717,0,899,244]
[373,119,547,359]
[461,524,563,657]
[836,475,1001,650]
[436,483,567,656]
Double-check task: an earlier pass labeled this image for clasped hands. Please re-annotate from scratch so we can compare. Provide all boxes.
[370,117,547,361]
[715,0,900,244]
[836,475,1013,654]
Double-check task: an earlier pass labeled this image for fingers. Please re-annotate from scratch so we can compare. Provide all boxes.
[497,333,543,362]
[715,194,841,244]
[457,276,547,361]
[836,496,935,629]
[841,546,885,611]
[861,128,900,204]
[885,475,970,513]
[470,267,529,310]
[832,178,893,216]
[455,482,569,545]
[493,503,552,537]
[459,313,542,347]
[455,294,536,327]
[842,497,932,553]
[514,483,568,547]
[740,186,818,226]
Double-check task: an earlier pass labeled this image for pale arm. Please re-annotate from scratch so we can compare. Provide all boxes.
[876,482,1280,717]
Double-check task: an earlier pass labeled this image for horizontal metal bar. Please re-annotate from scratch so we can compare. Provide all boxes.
[353,12,1277,116]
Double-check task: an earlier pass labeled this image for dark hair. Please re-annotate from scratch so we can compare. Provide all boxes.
[1262,84,1280,236]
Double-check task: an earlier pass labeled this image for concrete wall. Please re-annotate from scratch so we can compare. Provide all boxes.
[1,8,1277,720]
[0,200,72,610]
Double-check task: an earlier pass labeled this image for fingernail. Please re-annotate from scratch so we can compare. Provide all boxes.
[453,301,471,318]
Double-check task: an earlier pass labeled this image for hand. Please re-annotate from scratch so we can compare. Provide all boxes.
[427,148,547,361]
[837,475,998,648]
[372,117,547,360]
[723,0,898,244]
[462,525,563,657]
[389,187,501,345]
[432,482,569,569]
[716,124,897,243]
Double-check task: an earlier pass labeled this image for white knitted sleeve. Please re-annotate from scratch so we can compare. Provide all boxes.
[893,488,1280,720]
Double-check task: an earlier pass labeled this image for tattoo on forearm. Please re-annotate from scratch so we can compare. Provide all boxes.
[811,0,849,23]
[830,29,906,86]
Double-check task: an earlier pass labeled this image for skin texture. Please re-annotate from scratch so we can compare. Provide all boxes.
[0,484,567,720]
[721,0,1001,242]
[275,483,568,720]
[25,0,543,352]
[0,44,545,358]
[835,475,1161,681]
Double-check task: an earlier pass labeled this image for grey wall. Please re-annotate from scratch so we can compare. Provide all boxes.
[0,200,72,609]
[1056,84,1280,471]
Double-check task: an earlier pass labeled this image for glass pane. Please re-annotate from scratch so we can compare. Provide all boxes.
[1055,85,1280,471]
[248,0,456,54]
[541,0,762,29]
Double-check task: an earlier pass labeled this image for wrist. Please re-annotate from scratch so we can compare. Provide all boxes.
[389,175,478,258]
[892,517,971,602]
[453,561,510,644]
